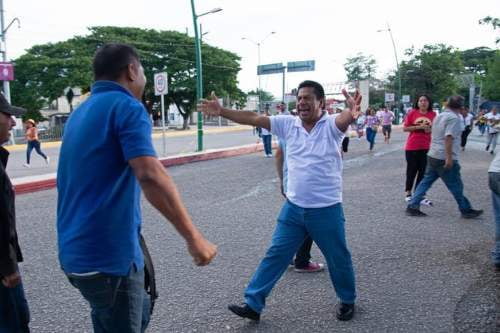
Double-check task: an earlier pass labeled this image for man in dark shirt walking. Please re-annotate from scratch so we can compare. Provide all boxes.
[0,94,30,332]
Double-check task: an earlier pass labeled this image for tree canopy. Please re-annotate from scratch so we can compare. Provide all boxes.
[393,44,463,103]
[11,26,244,125]
[343,53,377,82]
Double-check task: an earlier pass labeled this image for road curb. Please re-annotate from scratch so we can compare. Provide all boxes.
[13,142,269,195]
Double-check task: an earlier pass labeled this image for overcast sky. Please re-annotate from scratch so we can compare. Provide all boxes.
[5,0,500,99]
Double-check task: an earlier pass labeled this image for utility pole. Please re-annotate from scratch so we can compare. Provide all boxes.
[0,0,10,102]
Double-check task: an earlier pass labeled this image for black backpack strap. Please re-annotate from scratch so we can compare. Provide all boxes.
[140,234,158,315]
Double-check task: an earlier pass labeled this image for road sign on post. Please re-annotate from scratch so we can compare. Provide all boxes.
[154,72,168,156]
[287,60,315,72]
[385,93,395,103]
[154,72,168,96]
[257,63,285,75]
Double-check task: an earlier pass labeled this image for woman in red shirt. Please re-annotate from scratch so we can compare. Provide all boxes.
[403,95,436,203]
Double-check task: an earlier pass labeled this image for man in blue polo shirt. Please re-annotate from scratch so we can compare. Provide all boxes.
[57,43,217,332]
[198,81,361,322]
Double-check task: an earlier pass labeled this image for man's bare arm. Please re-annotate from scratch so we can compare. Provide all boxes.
[275,146,286,197]
[198,92,271,130]
[444,135,454,169]
[129,156,217,266]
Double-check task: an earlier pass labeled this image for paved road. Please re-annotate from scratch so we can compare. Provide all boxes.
[6,127,260,179]
[13,129,498,332]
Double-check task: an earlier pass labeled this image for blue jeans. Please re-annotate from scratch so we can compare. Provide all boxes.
[244,201,356,313]
[366,127,376,150]
[0,281,30,333]
[408,157,472,213]
[262,135,272,155]
[489,172,500,264]
[67,267,150,333]
[26,140,47,164]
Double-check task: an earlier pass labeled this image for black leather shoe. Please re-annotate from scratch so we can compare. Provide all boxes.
[406,207,427,217]
[228,303,260,321]
[461,209,483,219]
[336,303,355,321]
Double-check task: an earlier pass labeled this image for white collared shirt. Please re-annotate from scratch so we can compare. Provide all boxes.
[270,113,345,208]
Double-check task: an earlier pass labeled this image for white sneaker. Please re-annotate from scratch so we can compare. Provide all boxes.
[420,198,433,206]
[23,163,30,168]
[45,157,50,165]
[405,195,412,202]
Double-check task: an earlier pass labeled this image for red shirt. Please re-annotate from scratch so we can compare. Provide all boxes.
[404,109,437,151]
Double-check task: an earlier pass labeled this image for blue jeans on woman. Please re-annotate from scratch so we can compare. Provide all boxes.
[244,201,356,313]
[67,266,150,333]
[366,127,376,150]
[262,134,272,156]
[26,140,47,164]
[408,157,472,213]
[0,281,30,333]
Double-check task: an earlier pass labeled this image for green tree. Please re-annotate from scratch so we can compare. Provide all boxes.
[482,51,500,100]
[343,53,377,82]
[460,47,495,76]
[479,16,500,44]
[11,26,243,129]
[394,44,463,103]
[247,89,275,103]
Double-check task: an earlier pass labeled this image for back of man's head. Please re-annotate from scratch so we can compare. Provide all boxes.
[93,43,140,81]
[446,95,465,110]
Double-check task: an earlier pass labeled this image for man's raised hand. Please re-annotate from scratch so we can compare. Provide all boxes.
[342,89,362,120]
[197,91,222,116]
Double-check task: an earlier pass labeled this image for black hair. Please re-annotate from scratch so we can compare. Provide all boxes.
[447,95,465,110]
[413,94,433,111]
[93,43,140,81]
[297,80,325,101]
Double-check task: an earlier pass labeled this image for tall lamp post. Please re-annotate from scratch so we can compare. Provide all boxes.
[0,0,20,103]
[377,23,402,123]
[242,31,276,113]
[190,1,222,151]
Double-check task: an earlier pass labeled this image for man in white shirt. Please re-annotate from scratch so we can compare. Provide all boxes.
[485,107,500,154]
[198,80,361,322]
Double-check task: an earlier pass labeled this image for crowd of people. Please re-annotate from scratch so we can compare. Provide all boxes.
[1,42,498,332]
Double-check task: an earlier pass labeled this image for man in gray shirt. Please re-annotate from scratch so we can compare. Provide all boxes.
[406,95,483,218]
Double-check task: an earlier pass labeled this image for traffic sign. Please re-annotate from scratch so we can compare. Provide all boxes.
[0,62,14,81]
[257,63,285,75]
[154,72,168,96]
[385,93,395,102]
[287,60,315,72]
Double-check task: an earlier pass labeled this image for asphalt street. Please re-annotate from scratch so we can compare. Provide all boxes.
[13,129,499,332]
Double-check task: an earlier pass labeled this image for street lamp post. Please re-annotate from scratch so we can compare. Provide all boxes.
[0,0,20,103]
[189,1,222,151]
[378,23,402,123]
[242,32,275,113]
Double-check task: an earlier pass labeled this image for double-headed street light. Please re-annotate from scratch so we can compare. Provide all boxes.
[242,31,276,112]
[377,23,402,123]
[190,1,222,151]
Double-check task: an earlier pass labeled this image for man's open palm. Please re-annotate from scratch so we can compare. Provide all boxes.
[342,89,362,119]
[198,92,222,116]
